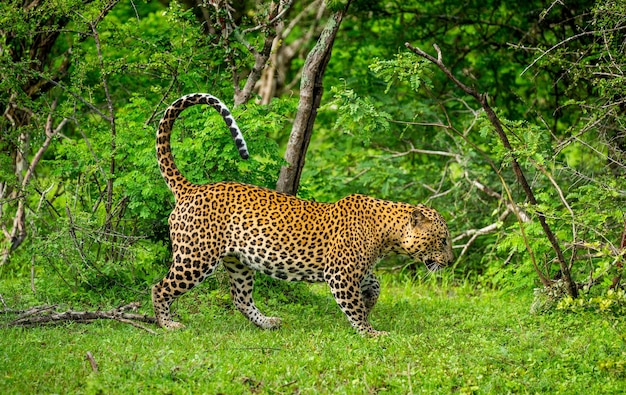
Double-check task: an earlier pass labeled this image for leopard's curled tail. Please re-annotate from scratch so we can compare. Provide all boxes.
[156,93,248,198]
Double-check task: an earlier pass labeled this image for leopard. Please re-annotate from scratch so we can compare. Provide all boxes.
[151,93,454,336]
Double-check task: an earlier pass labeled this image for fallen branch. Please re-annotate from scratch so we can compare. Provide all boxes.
[1,304,58,317]
[3,302,157,334]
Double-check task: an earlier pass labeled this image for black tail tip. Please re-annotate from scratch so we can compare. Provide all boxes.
[240,152,249,160]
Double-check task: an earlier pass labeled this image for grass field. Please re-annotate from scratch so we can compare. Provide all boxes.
[1,274,625,394]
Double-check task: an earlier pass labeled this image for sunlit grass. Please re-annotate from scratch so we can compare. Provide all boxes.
[1,274,625,394]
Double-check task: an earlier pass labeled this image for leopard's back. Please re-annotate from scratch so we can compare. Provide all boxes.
[172,182,330,282]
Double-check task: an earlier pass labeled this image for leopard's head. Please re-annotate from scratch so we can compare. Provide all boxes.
[400,205,454,271]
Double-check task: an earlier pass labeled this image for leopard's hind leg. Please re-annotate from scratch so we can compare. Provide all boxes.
[223,256,282,329]
[152,244,221,329]
[152,275,187,329]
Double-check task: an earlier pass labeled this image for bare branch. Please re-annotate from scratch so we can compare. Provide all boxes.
[86,352,99,372]
[466,175,530,222]
[406,41,577,297]
[241,0,294,35]
[1,98,69,265]
[381,140,460,160]
[145,78,177,126]
[520,25,626,76]
[539,1,565,23]
[453,208,511,261]
[231,1,290,105]
[257,0,325,103]
[389,119,452,129]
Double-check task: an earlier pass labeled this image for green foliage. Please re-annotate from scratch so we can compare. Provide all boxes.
[558,288,626,315]
[0,0,287,297]
[323,86,392,144]
[2,0,625,316]
[115,96,172,224]
[369,52,431,93]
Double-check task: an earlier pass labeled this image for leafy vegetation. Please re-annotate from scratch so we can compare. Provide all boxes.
[2,0,623,292]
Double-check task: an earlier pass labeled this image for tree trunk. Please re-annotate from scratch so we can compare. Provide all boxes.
[276,1,351,195]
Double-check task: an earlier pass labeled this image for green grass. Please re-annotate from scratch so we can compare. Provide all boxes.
[1,275,625,394]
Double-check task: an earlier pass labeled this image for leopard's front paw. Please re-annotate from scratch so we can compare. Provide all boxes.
[367,329,389,337]
[160,320,186,330]
[262,316,282,330]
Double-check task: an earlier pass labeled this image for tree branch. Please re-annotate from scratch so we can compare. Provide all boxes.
[227,1,287,106]
[406,42,577,297]
[241,0,294,35]
[453,208,511,261]
[466,175,530,223]
[1,98,68,265]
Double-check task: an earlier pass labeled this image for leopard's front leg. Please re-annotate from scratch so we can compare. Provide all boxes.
[361,271,381,317]
[325,266,387,337]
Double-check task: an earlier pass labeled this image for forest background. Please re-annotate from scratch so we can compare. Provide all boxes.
[1,0,626,392]
[1,0,626,356]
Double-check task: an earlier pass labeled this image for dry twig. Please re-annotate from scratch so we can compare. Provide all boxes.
[86,351,99,373]
[453,208,511,261]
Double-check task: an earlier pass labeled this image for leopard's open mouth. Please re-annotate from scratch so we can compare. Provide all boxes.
[425,259,442,272]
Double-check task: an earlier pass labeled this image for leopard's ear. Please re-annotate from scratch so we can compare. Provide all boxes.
[411,207,431,227]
